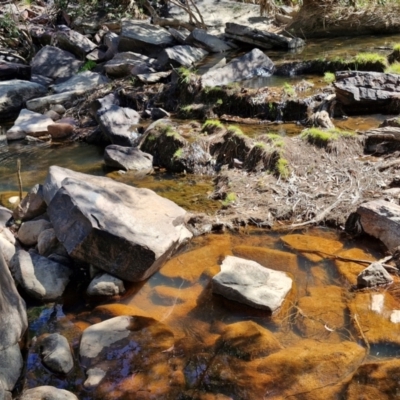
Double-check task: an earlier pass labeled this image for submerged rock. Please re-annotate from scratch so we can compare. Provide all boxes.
[44,166,192,282]
[39,333,74,375]
[19,386,78,400]
[357,262,393,289]
[104,145,153,172]
[212,255,292,312]
[201,48,274,87]
[86,273,125,296]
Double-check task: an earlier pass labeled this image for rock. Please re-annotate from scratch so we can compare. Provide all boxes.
[334,71,400,115]
[31,46,83,80]
[136,70,172,83]
[50,71,109,94]
[185,28,234,53]
[44,110,61,122]
[212,255,292,312]
[26,91,81,113]
[216,320,281,360]
[380,116,400,128]
[19,386,78,400]
[83,368,106,389]
[0,62,31,81]
[13,184,47,222]
[86,48,106,62]
[97,105,141,147]
[0,229,16,266]
[86,273,125,296]
[0,250,27,350]
[357,262,393,288]
[0,80,47,121]
[10,249,72,301]
[225,23,305,49]
[356,200,400,251]
[104,52,156,77]
[6,109,54,141]
[157,45,208,68]
[103,32,119,61]
[47,123,75,140]
[44,166,192,282]
[90,93,119,117]
[201,48,274,87]
[104,145,153,172]
[363,126,400,154]
[168,28,190,44]
[0,344,23,395]
[31,74,53,88]
[18,219,52,246]
[0,206,11,227]
[118,20,176,57]
[37,228,66,257]
[151,107,170,120]
[55,29,97,59]
[39,333,74,374]
[79,316,174,389]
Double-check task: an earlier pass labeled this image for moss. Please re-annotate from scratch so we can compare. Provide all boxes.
[276,157,289,179]
[180,105,193,113]
[203,86,223,94]
[227,125,244,136]
[301,127,355,144]
[385,62,400,74]
[177,67,194,84]
[254,141,268,149]
[216,98,223,106]
[266,133,284,148]
[202,119,224,133]
[173,148,183,159]
[283,82,295,96]
[393,43,400,52]
[222,192,237,207]
[352,52,387,70]
[323,72,335,84]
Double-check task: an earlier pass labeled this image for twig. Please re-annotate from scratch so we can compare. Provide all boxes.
[17,158,23,202]
[353,313,370,352]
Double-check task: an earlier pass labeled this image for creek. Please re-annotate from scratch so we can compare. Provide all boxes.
[3,33,400,399]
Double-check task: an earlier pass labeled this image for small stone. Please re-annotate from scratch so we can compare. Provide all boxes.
[83,368,106,388]
[86,273,125,296]
[44,110,61,122]
[39,333,74,374]
[357,262,393,289]
[18,219,52,246]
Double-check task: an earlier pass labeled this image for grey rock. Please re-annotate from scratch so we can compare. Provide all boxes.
[202,48,274,87]
[39,333,74,374]
[103,32,119,61]
[104,52,156,77]
[212,255,293,312]
[118,20,176,57]
[356,200,400,251]
[51,104,66,115]
[0,80,47,120]
[0,206,11,227]
[13,184,47,222]
[30,74,53,88]
[44,166,192,281]
[55,29,97,59]
[157,45,208,68]
[26,91,81,113]
[90,93,118,117]
[168,28,190,44]
[37,228,66,257]
[6,109,54,141]
[44,110,61,121]
[97,105,141,147]
[0,228,16,266]
[19,386,78,400]
[136,71,172,83]
[10,249,72,301]
[151,107,170,120]
[50,71,109,94]
[357,262,393,289]
[83,367,106,389]
[0,62,31,81]
[0,344,23,393]
[0,251,27,350]
[104,145,153,172]
[31,46,83,80]
[18,219,52,246]
[86,273,125,296]
[185,28,234,53]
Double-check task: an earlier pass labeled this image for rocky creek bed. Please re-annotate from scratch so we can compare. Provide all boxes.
[4,0,400,398]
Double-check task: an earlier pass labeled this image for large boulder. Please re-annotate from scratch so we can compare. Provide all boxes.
[118,20,176,57]
[31,46,83,80]
[50,71,109,94]
[6,109,54,141]
[104,145,153,172]
[334,71,400,115]
[10,249,72,301]
[55,29,97,59]
[212,256,293,312]
[0,80,47,121]
[96,105,141,147]
[201,48,274,87]
[44,166,192,282]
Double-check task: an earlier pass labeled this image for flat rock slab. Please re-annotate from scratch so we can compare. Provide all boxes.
[0,62,31,81]
[6,109,54,141]
[201,48,274,87]
[186,28,234,53]
[50,71,109,94]
[334,71,400,114]
[118,20,176,57]
[212,255,292,312]
[158,45,208,68]
[31,46,83,80]
[26,91,81,113]
[10,249,72,301]
[104,145,153,172]
[55,29,97,58]
[19,386,78,400]
[39,333,74,374]
[104,52,156,77]
[225,23,305,49]
[357,199,400,250]
[44,166,192,282]
[0,80,47,121]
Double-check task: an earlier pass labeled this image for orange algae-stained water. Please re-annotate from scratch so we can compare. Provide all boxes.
[25,228,400,399]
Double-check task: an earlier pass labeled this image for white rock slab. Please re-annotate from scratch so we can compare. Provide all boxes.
[50,71,109,94]
[212,256,292,312]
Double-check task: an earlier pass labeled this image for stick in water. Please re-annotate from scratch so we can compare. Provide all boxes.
[17,158,23,202]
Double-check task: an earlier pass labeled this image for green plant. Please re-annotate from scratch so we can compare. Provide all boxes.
[216,98,223,106]
[276,157,289,179]
[202,119,224,133]
[323,72,335,84]
[0,12,19,40]
[385,62,400,74]
[352,52,387,68]
[227,125,244,136]
[173,148,183,159]
[178,67,194,84]
[393,43,400,52]
[180,105,193,113]
[254,141,268,149]
[266,133,284,147]
[222,192,237,207]
[283,82,295,96]
[301,127,355,143]
[79,60,97,72]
